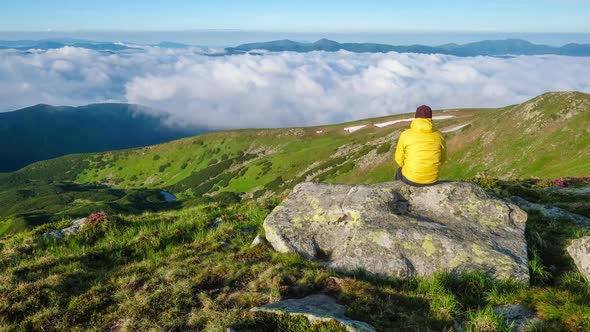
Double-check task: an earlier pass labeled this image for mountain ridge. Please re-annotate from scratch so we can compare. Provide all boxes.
[227,38,590,56]
[0,39,135,51]
[3,38,590,56]
[0,103,207,172]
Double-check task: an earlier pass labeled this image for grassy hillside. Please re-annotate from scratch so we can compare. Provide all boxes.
[0,180,589,331]
[1,91,589,236]
[443,92,590,179]
[1,92,590,330]
[14,92,590,189]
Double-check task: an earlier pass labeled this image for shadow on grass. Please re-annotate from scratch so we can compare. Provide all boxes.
[1,181,187,236]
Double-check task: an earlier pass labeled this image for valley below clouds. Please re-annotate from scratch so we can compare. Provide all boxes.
[2,46,590,129]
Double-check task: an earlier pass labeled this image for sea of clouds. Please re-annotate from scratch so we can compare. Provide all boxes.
[1,46,590,129]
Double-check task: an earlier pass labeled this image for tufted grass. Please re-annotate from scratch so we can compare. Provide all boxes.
[463,306,513,332]
[485,179,590,331]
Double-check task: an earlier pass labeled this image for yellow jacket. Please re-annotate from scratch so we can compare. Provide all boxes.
[394,118,447,184]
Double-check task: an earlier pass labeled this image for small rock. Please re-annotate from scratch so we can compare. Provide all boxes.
[62,218,89,236]
[44,230,65,240]
[328,276,344,286]
[566,236,590,281]
[325,276,344,294]
[251,294,375,332]
[494,304,541,332]
[219,241,230,247]
[210,217,224,229]
[44,217,88,240]
[239,226,257,233]
[250,235,263,247]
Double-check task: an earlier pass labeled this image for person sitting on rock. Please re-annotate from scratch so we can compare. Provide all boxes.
[394,105,447,186]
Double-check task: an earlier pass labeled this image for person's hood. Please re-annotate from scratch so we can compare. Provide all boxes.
[410,118,434,133]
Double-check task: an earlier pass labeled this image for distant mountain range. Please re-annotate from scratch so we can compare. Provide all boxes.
[0,39,199,52]
[226,38,590,56]
[0,103,207,172]
[0,39,136,51]
[2,38,590,56]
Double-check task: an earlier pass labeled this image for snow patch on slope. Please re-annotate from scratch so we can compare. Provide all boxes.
[374,115,455,128]
[344,125,367,133]
[442,124,469,133]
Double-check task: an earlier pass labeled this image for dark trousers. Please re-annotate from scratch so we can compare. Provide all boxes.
[395,168,436,187]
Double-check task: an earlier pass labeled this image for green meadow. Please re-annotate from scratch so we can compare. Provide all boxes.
[1,179,589,331]
[1,92,589,330]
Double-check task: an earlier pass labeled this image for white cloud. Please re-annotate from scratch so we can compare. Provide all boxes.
[1,47,590,129]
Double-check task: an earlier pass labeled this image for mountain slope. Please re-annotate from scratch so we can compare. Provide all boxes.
[5,92,589,192]
[1,91,588,236]
[0,103,207,172]
[1,153,589,330]
[444,92,590,178]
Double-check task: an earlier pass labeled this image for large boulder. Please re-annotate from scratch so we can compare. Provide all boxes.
[566,236,590,281]
[264,181,529,283]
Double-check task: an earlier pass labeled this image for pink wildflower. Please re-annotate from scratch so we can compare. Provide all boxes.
[87,212,107,225]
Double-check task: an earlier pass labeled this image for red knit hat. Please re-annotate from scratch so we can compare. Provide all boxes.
[415,105,432,118]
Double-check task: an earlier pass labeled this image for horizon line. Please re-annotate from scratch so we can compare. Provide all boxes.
[2,29,590,34]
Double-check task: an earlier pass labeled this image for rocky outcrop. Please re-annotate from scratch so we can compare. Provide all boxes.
[251,294,375,332]
[44,218,88,240]
[566,236,590,281]
[264,181,529,283]
[511,196,590,228]
[543,186,590,197]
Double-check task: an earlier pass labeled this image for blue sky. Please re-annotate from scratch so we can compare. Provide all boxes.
[1,0,589,33]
